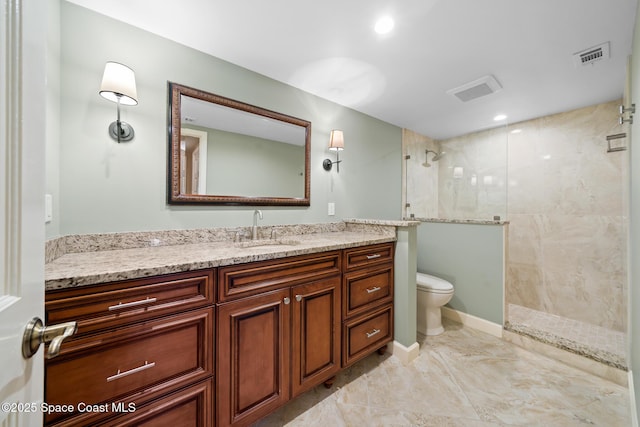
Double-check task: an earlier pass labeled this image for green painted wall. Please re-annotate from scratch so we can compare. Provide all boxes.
[394,226,418,347]
[45,0,61,238]
[51,2,401,236]
[417,221,505,325]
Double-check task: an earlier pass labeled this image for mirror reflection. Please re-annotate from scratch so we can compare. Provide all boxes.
[168,82,311,205]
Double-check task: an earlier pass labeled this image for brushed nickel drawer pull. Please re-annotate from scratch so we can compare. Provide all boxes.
[295,294,302,302]
[366,254,381,260]
[366,328,381,338]
[366,286,381,294]
[107,361,156,382]
[108,297,157,311]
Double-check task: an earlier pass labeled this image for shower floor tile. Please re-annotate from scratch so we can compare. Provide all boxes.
[506,304,626,370]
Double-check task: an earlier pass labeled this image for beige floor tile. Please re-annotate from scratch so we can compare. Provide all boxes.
[253,320,630,426]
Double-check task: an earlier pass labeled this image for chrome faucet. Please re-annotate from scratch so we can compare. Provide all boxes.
[252,210,263,240]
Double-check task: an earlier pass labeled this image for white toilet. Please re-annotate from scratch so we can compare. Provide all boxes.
[416,272,454,336]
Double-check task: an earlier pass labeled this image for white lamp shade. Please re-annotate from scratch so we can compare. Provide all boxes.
[328,130,344,151]
[99,62,138,105]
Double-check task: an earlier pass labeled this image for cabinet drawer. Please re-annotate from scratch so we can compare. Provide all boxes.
[219,251,341,302]
[46,270,214,337]
[45,308,213,425]
[343,243,394,271]
[343,265,393,318]
[342,304,393,367]
[95,379,214,427]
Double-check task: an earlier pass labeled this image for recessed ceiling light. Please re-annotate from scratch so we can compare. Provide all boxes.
[374,16,394,34]
[493,114,507,121]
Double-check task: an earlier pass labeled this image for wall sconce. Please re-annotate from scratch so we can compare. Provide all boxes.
[99,61,138,143]
[322,130,344,172]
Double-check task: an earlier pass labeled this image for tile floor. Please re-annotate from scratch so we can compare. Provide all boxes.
[255,319,631,426]
[507,304,626,370]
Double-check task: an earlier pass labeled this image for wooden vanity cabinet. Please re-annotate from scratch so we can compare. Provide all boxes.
[216,252,342,427]
[44,270,215,427]
[342,243,395,367]
[45,242,395,426]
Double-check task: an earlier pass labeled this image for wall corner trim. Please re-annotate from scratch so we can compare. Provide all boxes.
[391,340,420,364]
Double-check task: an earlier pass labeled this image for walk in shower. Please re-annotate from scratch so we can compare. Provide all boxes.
[404,99,629,370]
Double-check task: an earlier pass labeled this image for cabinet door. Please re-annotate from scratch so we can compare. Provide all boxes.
[291,277,341,397]
[217,288,291,427]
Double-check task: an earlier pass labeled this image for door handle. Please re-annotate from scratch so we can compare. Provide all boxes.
[22,317,77,359]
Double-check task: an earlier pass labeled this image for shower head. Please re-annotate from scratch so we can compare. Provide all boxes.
[423,150,445,166]
[432,151,445,161]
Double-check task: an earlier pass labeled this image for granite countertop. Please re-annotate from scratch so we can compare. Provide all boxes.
[45,229,396,291]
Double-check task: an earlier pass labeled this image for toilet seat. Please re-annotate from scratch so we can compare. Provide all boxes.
[416,272,454,294]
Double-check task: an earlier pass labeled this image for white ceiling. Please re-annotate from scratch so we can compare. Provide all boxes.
[68,0,638,139]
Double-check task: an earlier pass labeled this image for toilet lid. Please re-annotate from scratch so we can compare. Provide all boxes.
[416,272,454,292]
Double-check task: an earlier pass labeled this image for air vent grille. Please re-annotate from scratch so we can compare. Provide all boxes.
[573,42,610,66]
[580,48,603,64]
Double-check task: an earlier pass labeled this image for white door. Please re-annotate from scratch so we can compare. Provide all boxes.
[0,1,47,425]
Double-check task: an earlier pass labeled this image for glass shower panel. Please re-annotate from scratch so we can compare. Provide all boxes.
[437,123,508,221]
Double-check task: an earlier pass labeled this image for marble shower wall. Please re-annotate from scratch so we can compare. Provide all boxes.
[402,99,629,332]
[507,100,628,332]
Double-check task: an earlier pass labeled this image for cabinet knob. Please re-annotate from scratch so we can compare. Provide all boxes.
[22,317,77,359]
[284,297,291,305]
[295,295,302,302]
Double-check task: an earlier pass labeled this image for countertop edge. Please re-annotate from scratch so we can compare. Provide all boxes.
[412,217,509,226]
[344,218,421,227]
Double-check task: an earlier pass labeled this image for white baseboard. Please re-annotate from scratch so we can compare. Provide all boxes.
[630,370,639,427]
[391,340,420,364]
[442,306,502,338]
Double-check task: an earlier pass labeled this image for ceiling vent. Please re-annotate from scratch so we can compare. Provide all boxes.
[447,75,502,102]
[573,42,610,67]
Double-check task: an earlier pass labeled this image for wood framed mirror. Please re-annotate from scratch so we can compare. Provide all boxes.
[168,82,311,206]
